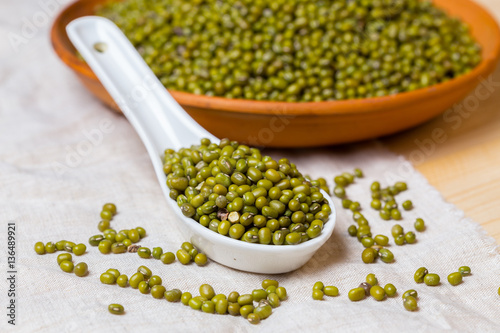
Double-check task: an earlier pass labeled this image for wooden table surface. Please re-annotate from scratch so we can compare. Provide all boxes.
[383,0,500,245]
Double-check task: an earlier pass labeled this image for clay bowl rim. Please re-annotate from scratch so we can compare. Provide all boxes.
[51,0,500,116]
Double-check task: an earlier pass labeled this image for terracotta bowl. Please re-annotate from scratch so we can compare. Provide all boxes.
[51,0,500,147]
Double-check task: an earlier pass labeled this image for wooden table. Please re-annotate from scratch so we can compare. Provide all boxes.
[384,84,500,244]
[383,0,500,244]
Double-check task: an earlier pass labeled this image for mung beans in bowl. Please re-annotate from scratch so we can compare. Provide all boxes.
[51,0,500,147]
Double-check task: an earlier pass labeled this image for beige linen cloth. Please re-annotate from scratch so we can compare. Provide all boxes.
[1,1,499,332]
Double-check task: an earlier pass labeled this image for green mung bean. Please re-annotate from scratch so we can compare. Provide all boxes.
[252,289,268,302]
[312,290,324,300]
[414,267,428,283]
[151,285,167,299]
[189,298,203,310]
[448,272,463,286]
[254,304,272,320]
[238,294,253,306]
[148,275,162,287]
[129,272,144,289]
[180,292,192,305]
[176,249,191,265]
[228,291,240,303]
[348,225,357,237]
[136,227,146,238]
[108,303,124,315]
[228,303,241,316]
[137,247,151,258]
[160,252,176,264]
[100,272,116,284]
[362,248,377,264]
[378,248,394,263]
[34,242,45,255]
[459,266,471,276]
[370,286,385,301]
[152,247,163,259]
[374,235,389,246]
[98,220,110,232]
[59,260,74,273]
[55,240,66,251]
[117,274,128,287]
[137,265,152,279]
[391,224,404,238]
[106,269,120,279]
[268,293,280,308]
[402,289,418,300]
[404,296,418,311]
[200,284,216,300]
[45,242,56,253]
[240,305,254,318]
[111,243,127,254]
[57,253,72,265]
[165,289,183,302]
[89,234,104,246]
[98,240,112,254]
[405,231,416,244]
[74,262,88,277]
[102,203,116,215]
[394,235,406,246]
[276,287,287,300]
[424,273,440,286]
[384,284,397,297]
[324,286,339,297]
[100,210,113,221]
[348,288,366,302]
[313,281,324,291]
[194,253,208,266]
[414,218,426,232]
[366,273,378,286]
[138,281,150,294]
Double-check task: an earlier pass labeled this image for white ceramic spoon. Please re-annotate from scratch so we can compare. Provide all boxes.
[66,17,336,274]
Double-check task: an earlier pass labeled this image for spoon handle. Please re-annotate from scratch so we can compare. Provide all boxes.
[64,17,338,274]
[66,16,218,155]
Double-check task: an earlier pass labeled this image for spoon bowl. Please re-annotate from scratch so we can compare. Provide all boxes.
[66,17,336,274]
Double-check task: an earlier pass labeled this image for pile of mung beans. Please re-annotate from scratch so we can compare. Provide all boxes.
[88,203,150,254]
[31,199,297,324]
[312,281,339,300]
[163,138,332,245]
[344,273,399,302]
[97,0,481,102]
[34,240,87,256]
[312,268,477,312]
[333,169,399,264]
[414,266,472,287]
[101,265,287,324]
[32,151,500,321]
